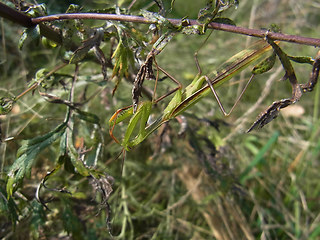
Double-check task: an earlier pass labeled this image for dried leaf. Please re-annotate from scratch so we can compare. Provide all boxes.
[132,55,155,112]
[247,99,292,132]
[69,28,104,64]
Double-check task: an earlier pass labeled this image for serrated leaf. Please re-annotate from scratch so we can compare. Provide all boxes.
[0,185,19,228]
[64,119,91,177]
[30,200,46,239]
[7,122,67,198]
[111,40,134,78]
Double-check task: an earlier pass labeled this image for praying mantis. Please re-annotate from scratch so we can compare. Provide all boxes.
[109,39,278,151]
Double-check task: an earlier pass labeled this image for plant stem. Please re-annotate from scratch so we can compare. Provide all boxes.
[0,2,34,28]
[1,2,320,47]
[31,13,320,47]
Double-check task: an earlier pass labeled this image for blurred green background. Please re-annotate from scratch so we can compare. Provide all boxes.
[1,0,320,239]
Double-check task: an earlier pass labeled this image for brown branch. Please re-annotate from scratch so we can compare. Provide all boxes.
[0,2,34,28]
[31,13,320,47]
[0,2,62,44]
[1,1,320,47]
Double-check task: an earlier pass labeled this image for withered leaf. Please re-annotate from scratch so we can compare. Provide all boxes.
[132,54,155,112]
[247,99,292,132]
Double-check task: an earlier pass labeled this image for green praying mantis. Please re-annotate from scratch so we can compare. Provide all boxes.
[109,39,279,151]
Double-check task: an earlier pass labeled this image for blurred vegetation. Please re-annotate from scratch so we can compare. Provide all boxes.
[1,0,320,239]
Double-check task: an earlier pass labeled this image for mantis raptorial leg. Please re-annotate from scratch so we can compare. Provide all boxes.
[153,65,182,104]
[109,57,183,144]
[109,69,181,145]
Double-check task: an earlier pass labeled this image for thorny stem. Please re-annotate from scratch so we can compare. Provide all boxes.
[30,13,320,47]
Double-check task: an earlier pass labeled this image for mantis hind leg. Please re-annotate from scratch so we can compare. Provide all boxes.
[191,30,249,116]
[205,74,255,116]
[192,32,255,117]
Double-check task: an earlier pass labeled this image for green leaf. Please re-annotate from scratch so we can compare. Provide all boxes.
[0,97,15,115]
[62,199,85,240]
[74,109,100,125]
[7,122,67,198]
[0,185,19,228]
[111,40,134,78]
[30,200,46,239]
[63,119,91,177]
[288,55,314,65]
[252,52,276,75]
[18,25,40,50]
